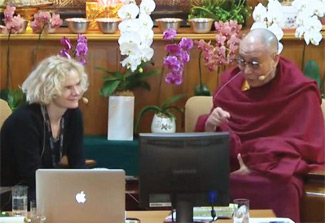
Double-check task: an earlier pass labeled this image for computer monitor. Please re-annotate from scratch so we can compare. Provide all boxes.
[139,132,230,223]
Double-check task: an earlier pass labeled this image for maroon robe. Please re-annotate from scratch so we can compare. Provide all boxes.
[195,57,325,222]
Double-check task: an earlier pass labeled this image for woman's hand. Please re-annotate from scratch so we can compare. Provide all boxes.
[231,153,251,175]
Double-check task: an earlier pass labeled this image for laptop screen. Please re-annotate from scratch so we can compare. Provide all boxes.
[36,169,125,223]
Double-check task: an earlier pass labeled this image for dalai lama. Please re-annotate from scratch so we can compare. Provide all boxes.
[195,28,325,222]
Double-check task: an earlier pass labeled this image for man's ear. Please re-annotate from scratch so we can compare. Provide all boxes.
[273,53,280,66]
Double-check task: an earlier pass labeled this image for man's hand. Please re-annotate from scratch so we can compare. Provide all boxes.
[231,153,251,175]
[205,107,231,132]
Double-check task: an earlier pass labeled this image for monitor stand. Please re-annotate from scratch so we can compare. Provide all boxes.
[176,199,194,223]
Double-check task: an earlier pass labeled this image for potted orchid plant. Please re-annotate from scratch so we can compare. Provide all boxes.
[252,0,325,97]
[135,29,193,133]
[97,0,158,140]
[98,0,158,97]
[292,0,325,97]
[194,20,242,96]
[0,6,27,111]
[31,10,62,65]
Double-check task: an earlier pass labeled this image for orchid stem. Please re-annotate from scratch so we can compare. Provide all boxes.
[156,64,165,107]
[198,51,203,91]
[156,53,169,106]
[33,25,45,66]
[6,32,11,90]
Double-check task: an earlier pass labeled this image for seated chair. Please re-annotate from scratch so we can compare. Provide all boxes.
[184,96,325,223]
[0,99,12,129]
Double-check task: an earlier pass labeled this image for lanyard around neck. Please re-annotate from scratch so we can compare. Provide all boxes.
[41,105,65,167]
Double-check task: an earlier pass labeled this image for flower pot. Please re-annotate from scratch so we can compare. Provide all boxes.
[280,5,298,29]
[151,113,176,133]
[107,95,134,140]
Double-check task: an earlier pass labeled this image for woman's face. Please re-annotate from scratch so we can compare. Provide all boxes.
[52,70,82,109]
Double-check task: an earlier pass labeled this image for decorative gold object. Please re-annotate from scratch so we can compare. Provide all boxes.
[86,0,122,31]
[86,1,108,30]
[48,0,85,8]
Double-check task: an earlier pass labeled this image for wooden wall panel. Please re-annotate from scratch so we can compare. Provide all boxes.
[0,30,324,135]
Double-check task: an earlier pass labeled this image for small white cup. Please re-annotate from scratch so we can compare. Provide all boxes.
[233,198,249,223]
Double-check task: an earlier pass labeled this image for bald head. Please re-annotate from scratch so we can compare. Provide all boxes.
[241,29,278,54]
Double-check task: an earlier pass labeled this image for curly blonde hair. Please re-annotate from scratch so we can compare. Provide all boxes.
[22,55,89,104]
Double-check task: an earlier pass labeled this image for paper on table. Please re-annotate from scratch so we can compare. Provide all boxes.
[165,205,235,222]
[0,217,25,223]
[249,217,295,223]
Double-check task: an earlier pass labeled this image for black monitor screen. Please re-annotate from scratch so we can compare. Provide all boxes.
[139,132,230,222]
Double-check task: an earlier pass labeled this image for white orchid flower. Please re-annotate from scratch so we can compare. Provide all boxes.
[140,0,156,15]
[138,14,154,29]
[140,46,154,62]
[251,21,267,30]
[118,0,155,71]
[267,23,284,54]
[121,55,142,72]
[295,16,322,45]
[118,4,139,19]
[119,19,141,32]
[312,0,325,17]
[120,42,141,56]
[295,13,307,26]
[268,23,284,41]
[267,0,283,25]
[140,29,154,46]
[304,30,322,45]
[295,26,306,39]
[252,3,267,22]
[303,16,323,32]
[118,30,142,45]
[292,0,308,12]
[251,1,284,39]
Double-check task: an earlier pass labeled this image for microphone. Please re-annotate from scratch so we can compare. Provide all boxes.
[258,75,266,81]
[257,66,276,81]
[82,97,89,104]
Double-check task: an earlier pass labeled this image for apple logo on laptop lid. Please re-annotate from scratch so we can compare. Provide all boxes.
[75,191,86,204]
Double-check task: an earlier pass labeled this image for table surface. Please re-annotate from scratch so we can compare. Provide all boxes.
[126,209,275,223]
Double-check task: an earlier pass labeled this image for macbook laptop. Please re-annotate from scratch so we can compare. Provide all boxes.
[36,169,125,223]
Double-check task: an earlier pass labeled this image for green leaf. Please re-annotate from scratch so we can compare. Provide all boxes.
[0,88,26,111]
[164,105,184,115]
[304,60,321,89]
[138,69,161,80]
[102,76,121,82]
[134,105,161,133]
[134,81,151,91]
[100,80,121,97]
[161,94,186,110]
[164,111,176,120]
[96,66,124,78]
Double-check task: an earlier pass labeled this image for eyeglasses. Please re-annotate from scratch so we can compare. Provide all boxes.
[236,57,261,69]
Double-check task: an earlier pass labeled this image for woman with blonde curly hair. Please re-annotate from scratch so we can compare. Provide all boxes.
[0,55,89,209]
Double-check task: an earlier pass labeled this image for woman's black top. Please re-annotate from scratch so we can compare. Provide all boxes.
[0,103,86,206]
